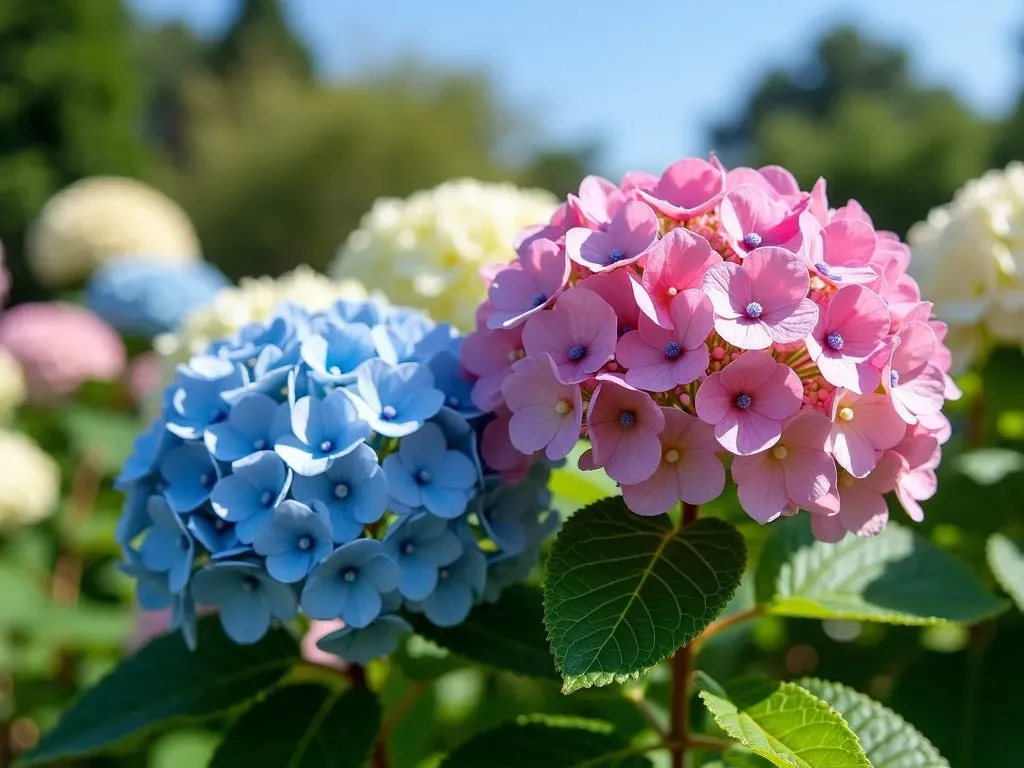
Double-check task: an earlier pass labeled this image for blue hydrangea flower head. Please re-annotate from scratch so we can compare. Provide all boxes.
[301,538,399,628]
[86,257,228,338]
[115,292,555,658]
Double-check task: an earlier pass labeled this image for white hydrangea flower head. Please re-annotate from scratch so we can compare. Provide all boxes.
[908,161,1024,371]
[155,265,369,364]
[27,177,200,287]
[0,347,25,417]
[0,430,60,530]
[330,178,558,331]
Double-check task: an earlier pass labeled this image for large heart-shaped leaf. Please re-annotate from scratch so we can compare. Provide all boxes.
[696,673,869,768]
[799,679,949,768]
[755,517,1006,624]
[544,497,745,693]
[209,685,380,768]
[24,618,297,764]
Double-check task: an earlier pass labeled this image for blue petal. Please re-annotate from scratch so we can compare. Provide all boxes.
[398,423,447,469]
[274,436,331,477]
[266,550,314,583]
[316,615,411,664]
[339,580,383,629]
[432,451,478,491]
[421,528,463,567]
[420,485,470,520]
[397,557,439,601]
[422,582,474,627]
[361,553,400,593]
[381,454,421,509]
[220,592,271,644]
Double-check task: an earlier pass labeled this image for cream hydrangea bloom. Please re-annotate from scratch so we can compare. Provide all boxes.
[330,179,558,330]
[908,162,1024,371]
[155,265,368,363]
[0,347,26,416]
[27,177,200,287]
[0,430,60,530]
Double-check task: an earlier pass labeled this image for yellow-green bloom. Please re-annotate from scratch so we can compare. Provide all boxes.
[0,430,60,530]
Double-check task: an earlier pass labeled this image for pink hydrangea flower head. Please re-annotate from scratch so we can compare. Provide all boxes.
[636,157,726,221]
[702,246,818,349]
[582,269,642,337]
[616,289,713,392]
[621,409,725,515]
[719,184,807,256]
[635,227,722,327]
[565,201,658,273]
[587,377,665,484]
[620,170,658,195]
[695,350,802,455]
[481,407,534,482]
[806,284,889,393]
[798,213,878,286]
[812,450,903,540]
[462,324,524,411]
[883,321,945,424]
[731,412,837,523]
[522,286,617,384]
[302,619,347,668]
[502,353,583,461]
[567,175,629,229]
[486,238,570,329]
[826,389,906,478]
[0,301,126,402]
[892,424,940,523]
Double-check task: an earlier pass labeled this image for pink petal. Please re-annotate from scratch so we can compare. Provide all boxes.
[810,511,847,542]
[584,270,642,334]
[720,350,778,394]
[701,262,748,320]
[716,317,774,350]
[749,364,802,420]
[509,406,566,455]
[548,401,584,461]
[760,165,801,196]
[861,450,903,495]
[676,450,726,505]
[895,485,926,523]
[636,315,674,349]
[461,325,522,378]
[562,288,618,365]
[816,353,880,394]
[891,321,937,379]
[744,247,811,314]
[762,298,819,345]
[733,453,789,523]
[783,447,837,505]
[622,466,679,516]
[838,486,889,537]
[852,394,907,451]
[669,289,715,350]
[643,229,722,326]
[823,219,876,266]
[719,185,789,246]
[782,411,833,451]
[618,334,679,392]
[892,368,945,422]
[522,311,573,371]
[599,427,663,485]
[717,409,783,455]
[606,201,659,253]
[828,423,879,478]
[638,158,725,219]
[826,285,890,357]
[501,354,574,411]
[694,371,732,424]
[565,228,611,271]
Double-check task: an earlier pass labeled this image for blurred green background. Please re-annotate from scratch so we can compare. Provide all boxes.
[3,1,1024,766]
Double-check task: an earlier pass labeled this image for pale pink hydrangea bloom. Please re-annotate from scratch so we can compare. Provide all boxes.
[460,155,958,541]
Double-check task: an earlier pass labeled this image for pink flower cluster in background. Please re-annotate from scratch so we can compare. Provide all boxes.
[462,158,958,541]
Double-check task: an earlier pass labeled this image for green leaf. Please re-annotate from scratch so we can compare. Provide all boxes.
[955,449,1024,486]
[755,517,1006,625]
[696,673,869,768]
[798,679,949,768]
[987,533,1024,612]
[209,685,381,768]
[62,405,142,475]
[407,584,557,679]
[440,715,652,768]
[544,498,746,693]
[23,617,298,764]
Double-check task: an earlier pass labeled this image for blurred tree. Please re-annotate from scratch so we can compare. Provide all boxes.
[517,145,597,198]
[0,0,150,301]
[205,0,313,81]
[711,26,993,235]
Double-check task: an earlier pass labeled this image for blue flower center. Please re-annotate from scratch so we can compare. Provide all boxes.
[209,409,227,424]
[341,568,358,583]
[447,396,460,408]
[826,331,844,351]
[568,345,586,361]
[319,440,334,453]
[608,248,625,263]
[620,325,633,335]
[890,369,900,387]
[241,575,260,592]
[619,412,636,428]
[743,232,762,248]
[260,490,275,507]
[334,483,350,499]
[381,405,398,421]
[439,568,450,580]
[253,438,268,451]
[745,301,763,319]
[401,540,415,555]
[214,518,227,531]
[531,293,547,307]
[178,534,190,550]
[153,480,167,493]
[297,535,313,551]
[415,470,432,485]
[735,393,753,409]
[199,473,214,488]
[663,340,681,359]
[814,262,841,281]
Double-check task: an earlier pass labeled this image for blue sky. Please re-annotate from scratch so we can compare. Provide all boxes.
[130,0,1024,176]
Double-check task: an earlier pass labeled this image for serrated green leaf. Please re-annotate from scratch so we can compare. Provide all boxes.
[407,584,557,679]
[544,498,745,693]
[696,673,869,768]
[987,534,1024,612]
[209,684,381,768]
[23,617,298,764]
[799,679,948,768]
[755,517,1006,625]
[440,715,652,767]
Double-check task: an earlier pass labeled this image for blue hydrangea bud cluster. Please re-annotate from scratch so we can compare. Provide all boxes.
[116,296,557,661]
[85,257,229,338]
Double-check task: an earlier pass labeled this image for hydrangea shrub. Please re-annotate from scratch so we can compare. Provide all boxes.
[113,296,554,661]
